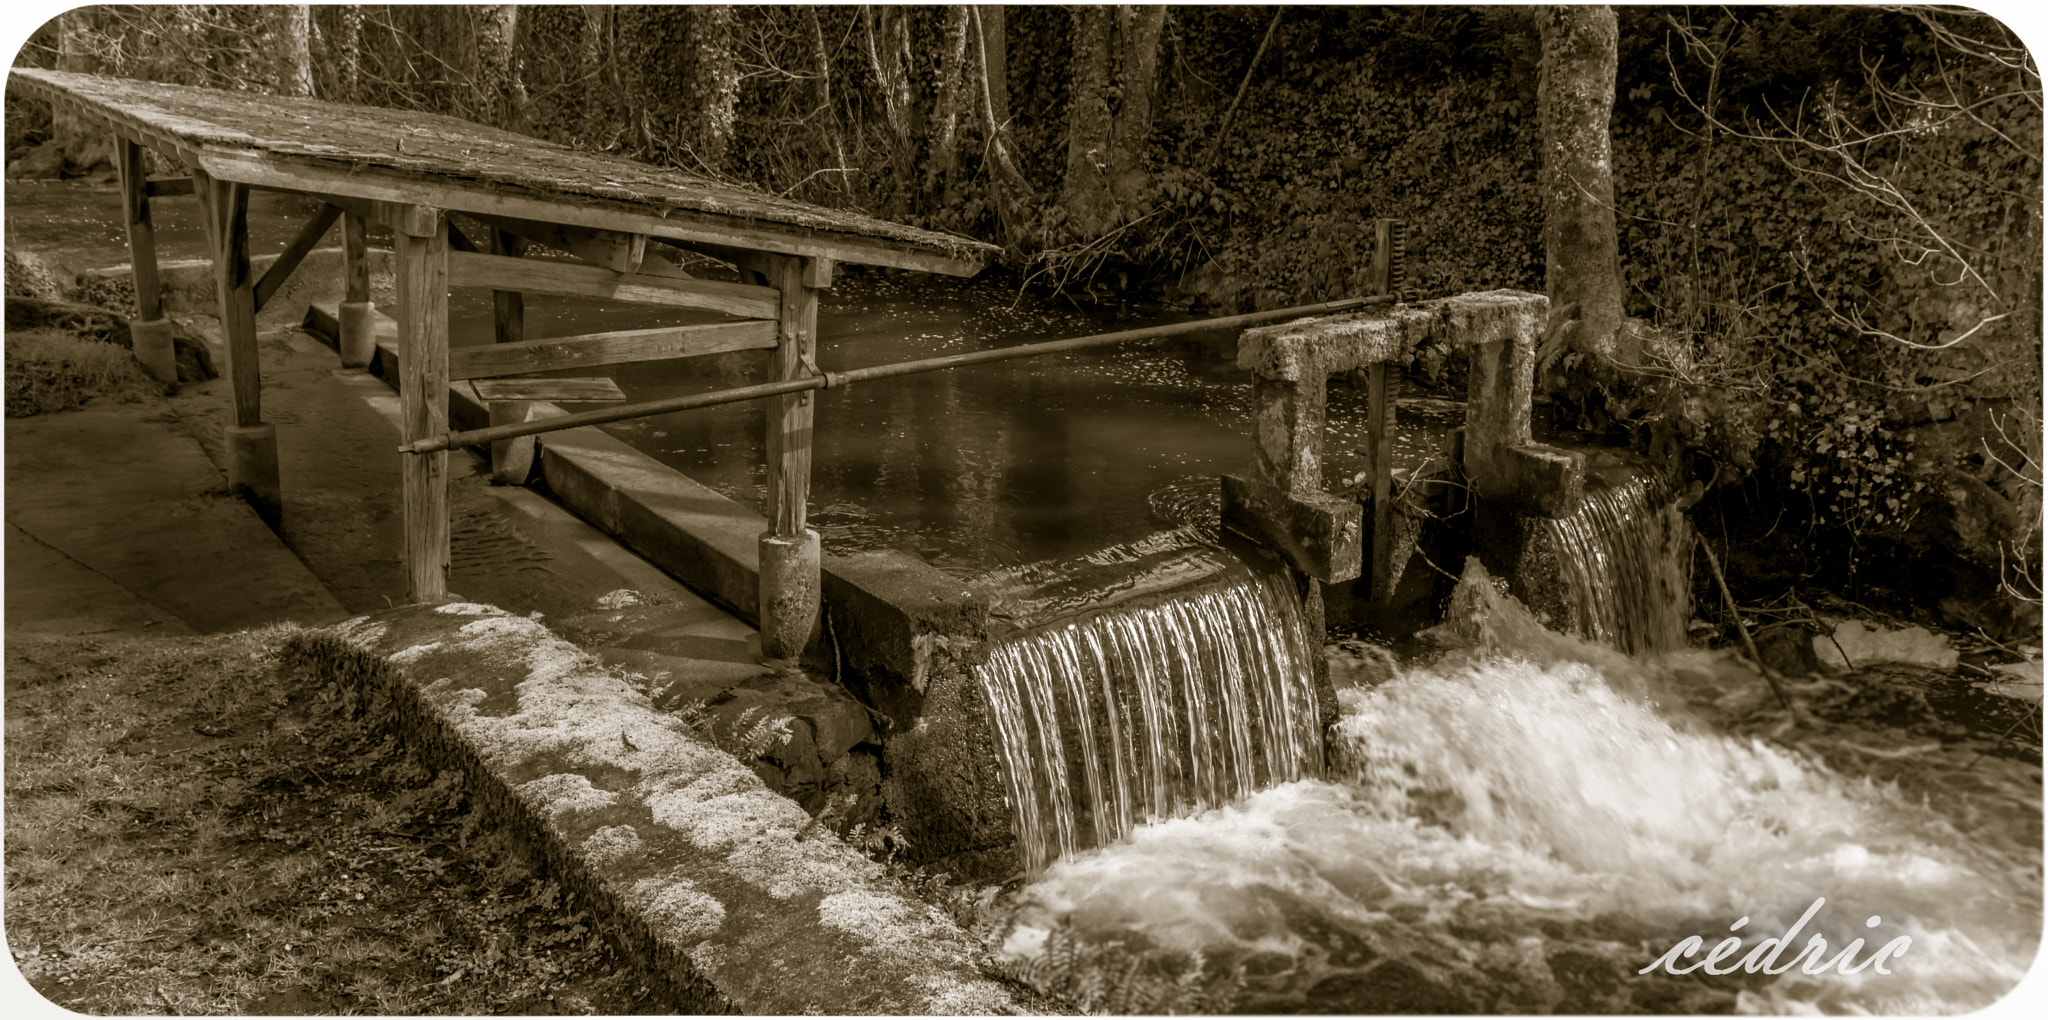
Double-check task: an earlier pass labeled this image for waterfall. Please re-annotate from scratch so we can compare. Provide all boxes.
[974,539,1324,875]
[1538,473,1692,655]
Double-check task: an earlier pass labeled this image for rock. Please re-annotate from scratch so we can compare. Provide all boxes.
[1812,620,1958,672]
[1980,661,2043,704]
[5,250,74,299]
[1755,624,1821,676]
[5,138,68,179]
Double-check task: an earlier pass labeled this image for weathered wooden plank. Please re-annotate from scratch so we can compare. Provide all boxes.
[446,250,779,319]
[145,175,194,198]
[195,170,262,428]
[397,209,452,602]
[449,319,776,380]
[253,202,341,313]
[195,148,989,277]
[464,212,653,273]
[764,255,819,538]
[117,139,163,321]
[471,377,627,402]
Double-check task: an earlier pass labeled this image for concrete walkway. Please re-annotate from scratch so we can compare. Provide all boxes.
[5,398,347,636]
[7,318,769,707]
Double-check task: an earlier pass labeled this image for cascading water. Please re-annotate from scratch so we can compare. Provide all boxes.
[995,568,2040,1014]
[1539,472,1692,655]
[974,535,1325,876]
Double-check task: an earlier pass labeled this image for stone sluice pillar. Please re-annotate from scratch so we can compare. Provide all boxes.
[1225,290,1591,636]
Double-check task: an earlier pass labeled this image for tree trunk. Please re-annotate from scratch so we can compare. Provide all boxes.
[1059,5,1168,240]
[861,5,918,215]
[473,5,527,130]
[334,5,363,103]
[1108,6,1167,212]
[53,10,107,165]
[1060,6,1117,239]
[927,6,973,193]
[1536,5,1625,363]
[690,6,741,171]
[276,5,313,97]
[972,5,1037,245]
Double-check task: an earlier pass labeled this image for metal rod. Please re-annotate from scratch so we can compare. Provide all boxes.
[400,293,1394,454]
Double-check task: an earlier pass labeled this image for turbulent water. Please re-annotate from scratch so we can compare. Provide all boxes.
[974,545,1325,876]
[996,576,2041,1014]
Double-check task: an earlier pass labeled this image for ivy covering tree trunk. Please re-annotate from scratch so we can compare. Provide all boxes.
[274,5,313,98]
[1060,6,1169,241]
[689,5,740,172]
[1536,4,1625,363]
[473,5,526,130]
[333,5,363,103]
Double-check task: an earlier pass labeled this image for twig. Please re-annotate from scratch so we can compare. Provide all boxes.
[1697,534,1792,709]
[1202,7,1284,173]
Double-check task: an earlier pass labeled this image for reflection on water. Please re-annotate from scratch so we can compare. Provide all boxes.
[996,574,2042,1014]
[591,273,1463,572]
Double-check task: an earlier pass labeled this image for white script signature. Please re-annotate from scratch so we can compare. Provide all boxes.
[1640,897,1911,977]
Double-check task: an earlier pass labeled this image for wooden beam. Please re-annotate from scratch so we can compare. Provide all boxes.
[449,319,777,380]
[145,176,194,198]
[116,139,164,322]
[252,202,342,313]
[765,255,819,538]
[195,170,261,429]
[445,250,779,319]
[397,209,452,602]
[465,212,657,274]
[471,378,627,403]
[194,148,990,277]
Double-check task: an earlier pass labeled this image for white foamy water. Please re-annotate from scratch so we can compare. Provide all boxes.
[1000,612,2041,1014]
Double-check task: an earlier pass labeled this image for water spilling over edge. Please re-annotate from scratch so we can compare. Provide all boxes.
[1538,472,1693,655]
[973,537,1325,876]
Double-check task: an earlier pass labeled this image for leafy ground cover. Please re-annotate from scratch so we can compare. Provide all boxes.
[4,628,663,1015]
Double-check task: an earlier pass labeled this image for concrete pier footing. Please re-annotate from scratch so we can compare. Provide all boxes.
[128,317,178,384]
[338,300,377,368]
[224,422,281,524]
[758,529,822,660]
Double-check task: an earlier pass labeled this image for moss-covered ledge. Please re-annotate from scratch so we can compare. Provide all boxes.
[282,602,1025,1015]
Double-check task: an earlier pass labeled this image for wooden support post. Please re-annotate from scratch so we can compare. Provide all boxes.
[339,210,377,368]
[396,206,452,602]
[195,168,280,523]
[489,229,535,485]
[116,138,177,384]
[1365,218,1398,600]
[1365,363,1395,601]
[758,254,822,660]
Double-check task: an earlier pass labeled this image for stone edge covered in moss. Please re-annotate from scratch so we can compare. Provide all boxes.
[282,602,1025,1016]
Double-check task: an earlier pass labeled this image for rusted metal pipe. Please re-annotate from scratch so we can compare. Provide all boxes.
[399,293,1396,455]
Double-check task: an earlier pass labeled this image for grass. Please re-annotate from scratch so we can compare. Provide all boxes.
[4,327,160,417]
[4,627,663,1015]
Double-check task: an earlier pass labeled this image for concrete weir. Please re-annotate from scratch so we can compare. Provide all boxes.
[283,603,1023,1014]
